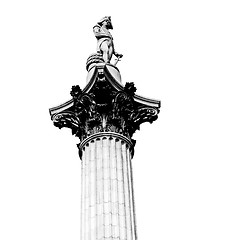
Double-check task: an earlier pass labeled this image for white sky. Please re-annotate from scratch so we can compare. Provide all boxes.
[1,0,240,239]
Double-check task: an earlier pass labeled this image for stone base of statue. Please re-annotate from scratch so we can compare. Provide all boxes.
[86,53,104,71]
[86,62,122,84]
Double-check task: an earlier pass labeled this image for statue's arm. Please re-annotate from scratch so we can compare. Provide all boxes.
[113,42,123,58]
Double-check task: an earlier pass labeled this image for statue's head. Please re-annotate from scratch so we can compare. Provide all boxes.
[98,16,113,29]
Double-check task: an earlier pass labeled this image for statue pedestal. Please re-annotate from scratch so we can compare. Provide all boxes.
[87,63,122,84]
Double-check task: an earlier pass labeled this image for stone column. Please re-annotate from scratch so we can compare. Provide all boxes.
[49,63,160,240]
[80,132,136,240]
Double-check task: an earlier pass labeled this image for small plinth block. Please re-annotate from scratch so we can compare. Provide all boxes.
[86,63,121,84]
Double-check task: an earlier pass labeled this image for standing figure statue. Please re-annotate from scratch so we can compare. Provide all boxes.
[93,16,123,63]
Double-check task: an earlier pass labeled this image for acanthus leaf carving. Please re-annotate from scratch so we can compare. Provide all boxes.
[52,112,82,137]
[130,107,159,127]
[51,81,159,143]
[124,82,137,96]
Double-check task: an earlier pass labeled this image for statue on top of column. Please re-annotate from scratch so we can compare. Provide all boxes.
[93,16,123,63]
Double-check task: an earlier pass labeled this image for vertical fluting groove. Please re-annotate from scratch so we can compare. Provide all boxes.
[108,138,112,238]
[89,144,92,240]
[81,150,85,240]
[127,151,137,240]
[85,145,89,240]
[107,137,113,238]
[121,141,127,240]
[122,142,128,239]
[127,150,134,240]
[126,147,134,240]
[90,141,96,240]
[95,140,98,240]
[122,142,132,240]
[100,138,105,240]
[84,148,87,240]
[103,137,107,233]
[114,138,120,239]
[116,139,125,240]
[110,137,119,239]
[87,145,91,240]
[103,137,109,237]
[96,138,103,240]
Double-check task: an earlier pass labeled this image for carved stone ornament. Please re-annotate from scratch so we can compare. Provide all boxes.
[50,64,160,157]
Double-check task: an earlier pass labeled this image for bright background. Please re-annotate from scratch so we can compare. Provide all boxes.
[0,0,240,239]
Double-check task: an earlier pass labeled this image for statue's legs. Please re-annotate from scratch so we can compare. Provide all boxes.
[100,41,113,63]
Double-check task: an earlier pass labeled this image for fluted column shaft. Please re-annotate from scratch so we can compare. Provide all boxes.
[80,132,136,240]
